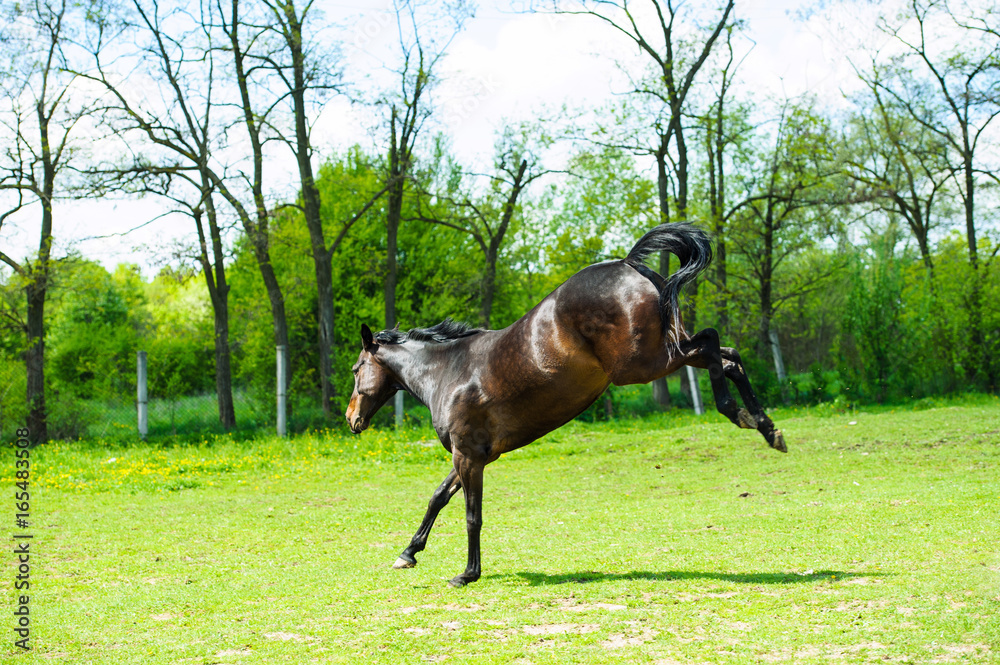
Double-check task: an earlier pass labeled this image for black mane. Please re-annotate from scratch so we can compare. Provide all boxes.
[374,318,483,345]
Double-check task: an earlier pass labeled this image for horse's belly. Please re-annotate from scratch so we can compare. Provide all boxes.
[485,368,609,455]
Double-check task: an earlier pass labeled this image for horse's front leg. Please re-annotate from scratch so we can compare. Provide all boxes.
[448,450,485,588]
[394,469,461,569]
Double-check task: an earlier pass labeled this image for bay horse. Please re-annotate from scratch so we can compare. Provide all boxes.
[346,223,785,587]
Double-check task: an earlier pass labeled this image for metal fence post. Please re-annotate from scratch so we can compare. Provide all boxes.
[394,392,404,428]
[276,345,287,437]
[769,328,787,383]
[686,365,704,415]
[137,351,148,440]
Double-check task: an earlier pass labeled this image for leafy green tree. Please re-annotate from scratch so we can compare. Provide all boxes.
[563,0,736,407]
[411,126,555,327]
[844,62,954,275]
[47,261,142,397]
[0,0,99,443]
[545,145,658,284]
[874,0,1000,387]
[226,148,481,430]
[142,266,214,403]
[842,228,914,402]
[727,98,844,357]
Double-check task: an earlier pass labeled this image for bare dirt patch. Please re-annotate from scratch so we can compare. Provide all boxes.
[674,591,739,602]
[930,643,992,663]
[213,647,252,658]
[761,641,896,662]
[263,631,315,642]
[522,623,600,636]
[601,627,658,649]
[442,603,484,612]
[403,627,430,636]
[552,597,626,612]
[833,598,891,612]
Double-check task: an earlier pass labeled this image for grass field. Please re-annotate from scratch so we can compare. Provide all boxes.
[4,396,999,663]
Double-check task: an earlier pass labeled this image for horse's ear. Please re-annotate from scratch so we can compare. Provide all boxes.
[361,324,375,351]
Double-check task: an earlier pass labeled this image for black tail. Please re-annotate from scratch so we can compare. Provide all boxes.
[623,222,713,344]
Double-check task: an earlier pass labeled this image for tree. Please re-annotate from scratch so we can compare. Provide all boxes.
[215,0,292,363]
[80,0,244,428]
[844,58,954,276]
[412,126,553,328]
[251,0,390,418]
[160,178,238,429]
[698,23,750,334]
[377,0,469,423]
[0,0,97,443]
[537,144,659,296]
[83,0,307,424]
[727,99,843,359]
[876,0,1000,385]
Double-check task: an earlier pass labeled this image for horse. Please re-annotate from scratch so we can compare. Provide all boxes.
[346,222,785,587]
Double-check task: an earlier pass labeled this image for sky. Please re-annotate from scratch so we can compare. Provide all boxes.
[0,0,876,275]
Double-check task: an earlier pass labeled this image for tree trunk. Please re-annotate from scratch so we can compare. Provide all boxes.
[480,249,497,329]
[195,198,236,430]
[674,118,702,409]
[651,145,672,408]
[251,236,290,351]
[708,102,729,333]
[25,280,47,444]
[758,212,775,357]
[313,249,336,415]
[26,108,55,445]
[212,295,236,428]
[675,124,689,218]
[385,161,404,427]
[915,231,933,277]
[226,0,291,404]
[385,185,402,331]
[962,150,977,269]
[479,159,528,329]
[961,148,986,385]
[282,0,337,417]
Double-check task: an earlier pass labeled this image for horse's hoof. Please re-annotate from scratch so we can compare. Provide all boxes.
[770,430,787,453]
[737,408,757,429]
[447,574,478,588]
[393,557,417,569]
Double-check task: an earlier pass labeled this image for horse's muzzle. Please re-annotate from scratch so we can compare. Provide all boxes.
[348,416,368,434]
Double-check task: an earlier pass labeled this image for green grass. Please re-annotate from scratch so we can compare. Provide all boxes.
[4,395,999,663]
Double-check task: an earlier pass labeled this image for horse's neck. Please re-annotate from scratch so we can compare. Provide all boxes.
[381,343,440,406]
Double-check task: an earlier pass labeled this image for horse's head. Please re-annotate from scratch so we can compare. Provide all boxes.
[346,324,398,434]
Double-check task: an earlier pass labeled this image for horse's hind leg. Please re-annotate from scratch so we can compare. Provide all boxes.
[679,329,746,428]
[680,329,786,453]
[720,347,785,452]
[394,469,462,569]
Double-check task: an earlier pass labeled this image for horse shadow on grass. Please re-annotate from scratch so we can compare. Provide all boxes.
[496,570,888,586]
